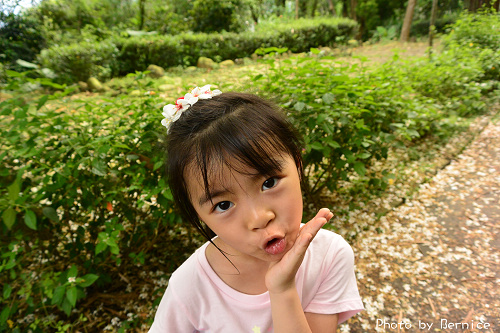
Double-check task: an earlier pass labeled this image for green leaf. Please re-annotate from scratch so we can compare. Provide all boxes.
[79,274,99,288]
[310,47,320,54]
[126,154,139,161]
[91,160,107,176]
[326,139,341,148]
[253,74,264,81]
[24,210,37,230]
[335,160,347,169]
[43,207,59,222]
[322,93,335,104]
[353,162,366,176]
[61,297,72,316]
[67,265,78,278]
[52,285,65,305]
[95,242,107,255]
[6,70,24,77]
[7,180,20,202]
[153,160,163,171]
[358,153,371,159]
[113,143,131,150]
[2,208,16,230]
[109,244,119,255]
[66,286,78,307]
[3,284,12,299]
[16,59,38,69]
[37,95,49,110]
[40,67,57,79]
[310,142,324,151]
[0,307,9,324]
[294,102,306,111]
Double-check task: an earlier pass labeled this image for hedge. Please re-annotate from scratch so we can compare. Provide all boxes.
[37,17,358,84]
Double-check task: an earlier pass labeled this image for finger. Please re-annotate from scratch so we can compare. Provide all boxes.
[299,208,331,235]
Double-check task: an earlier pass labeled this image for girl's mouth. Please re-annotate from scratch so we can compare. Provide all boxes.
[265,237,286,255]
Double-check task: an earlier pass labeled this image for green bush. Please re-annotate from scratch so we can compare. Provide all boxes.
[443,9,500,81]
[190,0,246,33]
[410,15,457,36]
[0,13,46,69]
[253,50,443,207]
[37,17,358,83]
[444,9,499,51]
[37,40,119,84]
[0,71,184,329]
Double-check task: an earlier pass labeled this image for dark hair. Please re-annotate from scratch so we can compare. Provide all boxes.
[165,92,303,242]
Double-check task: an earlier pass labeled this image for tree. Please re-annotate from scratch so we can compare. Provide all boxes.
[138,0,146,30]
[429,0,438,49]
[465,0,499,11]
[327,0,336,15]
[400,0,417,42]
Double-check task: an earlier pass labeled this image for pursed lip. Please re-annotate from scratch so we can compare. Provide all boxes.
[261,233,286,250]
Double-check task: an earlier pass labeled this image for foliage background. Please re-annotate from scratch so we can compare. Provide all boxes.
[1,0,499,332]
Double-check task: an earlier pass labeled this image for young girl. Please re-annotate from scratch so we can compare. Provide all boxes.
[149,85,364,332]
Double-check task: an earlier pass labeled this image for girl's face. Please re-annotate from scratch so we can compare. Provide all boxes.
[186,154,303,264]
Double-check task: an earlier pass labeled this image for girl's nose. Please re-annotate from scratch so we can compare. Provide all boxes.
[248,203,275,230]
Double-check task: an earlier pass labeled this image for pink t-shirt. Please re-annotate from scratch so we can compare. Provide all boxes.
[149,228,364,332]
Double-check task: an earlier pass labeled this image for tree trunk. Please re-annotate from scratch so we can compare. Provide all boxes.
[342,0,349,17]
[275,0,286,16]
[311,0,319,17]
[295,0,299,19]
[466,0,500,11]
[139,0,146,31]
[250,1,260,23]
[299,0,308,17]
[400,0,417,42]
[327,0,337,15]
[429,0,439,49]
[350,0,357,20]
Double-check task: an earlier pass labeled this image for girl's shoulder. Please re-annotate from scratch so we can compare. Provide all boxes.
[301,228,355,275]
[310,228,353,257]
[168,242,211,291]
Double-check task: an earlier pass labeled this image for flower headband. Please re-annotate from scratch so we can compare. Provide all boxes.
[161,84,222,131]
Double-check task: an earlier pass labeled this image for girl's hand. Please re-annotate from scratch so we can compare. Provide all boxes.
[265,208,333,294]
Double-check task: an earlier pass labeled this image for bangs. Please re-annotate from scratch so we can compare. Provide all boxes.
[191,111,291,203]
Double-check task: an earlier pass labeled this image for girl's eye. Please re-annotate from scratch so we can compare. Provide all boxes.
[214,201,234,213]
[262,177,279,190]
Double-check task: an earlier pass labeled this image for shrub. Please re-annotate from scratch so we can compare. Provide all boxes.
[37,17,358,83]
[252,50,443,208]
[37,40,119,84]
[410,15,457,36]
[443,9,500,81]
[190,0,247,33]
[0,71,184,329]
[444,9,500,51]
[0,13,46,69]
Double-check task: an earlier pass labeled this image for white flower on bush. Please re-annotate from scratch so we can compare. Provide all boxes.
[68,277,76,283]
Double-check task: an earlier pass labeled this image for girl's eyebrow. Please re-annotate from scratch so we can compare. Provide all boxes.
[197,171,265,207]
[199,189,231,207]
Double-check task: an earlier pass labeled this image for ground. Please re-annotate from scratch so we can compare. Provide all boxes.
[344,118,499,332]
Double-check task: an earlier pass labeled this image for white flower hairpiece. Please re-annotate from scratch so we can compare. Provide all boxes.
[161,84,222,131]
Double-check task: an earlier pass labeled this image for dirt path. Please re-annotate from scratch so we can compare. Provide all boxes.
[345,119,499,332]
[339,40,441,63]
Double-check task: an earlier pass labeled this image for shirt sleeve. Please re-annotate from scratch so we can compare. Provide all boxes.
[303,234,364,324]
[148,283,197,333]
